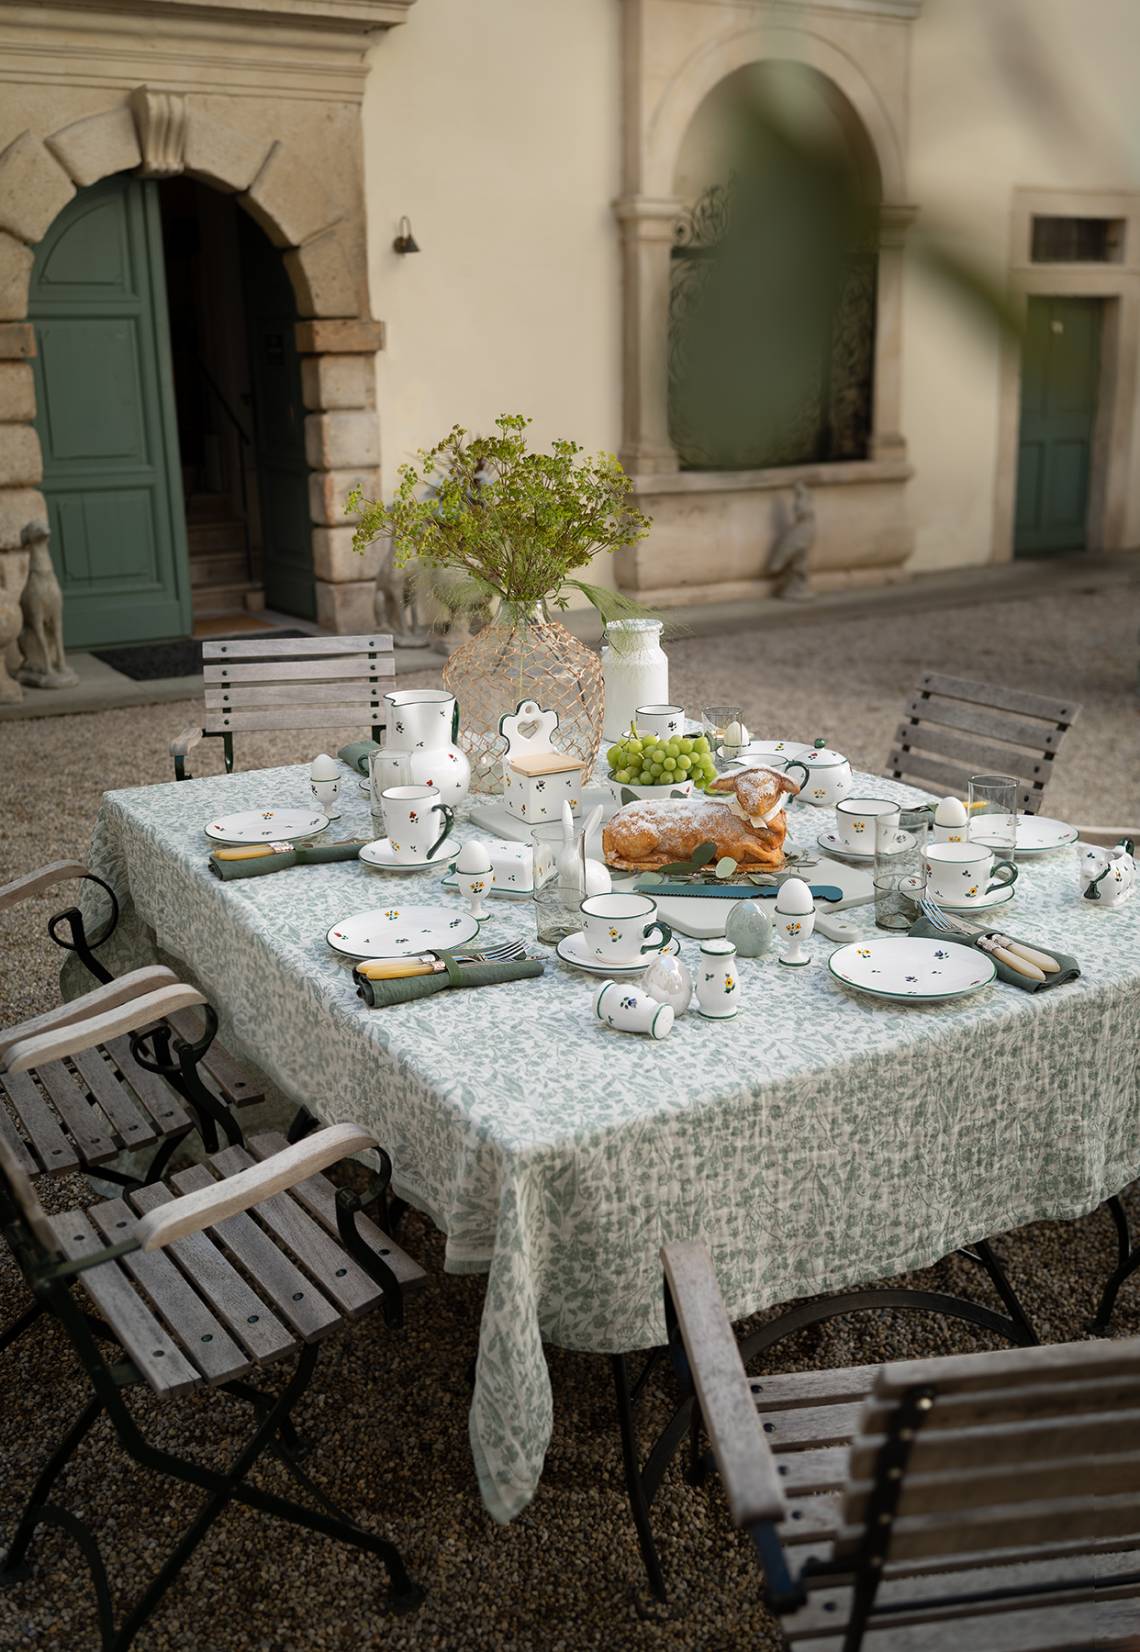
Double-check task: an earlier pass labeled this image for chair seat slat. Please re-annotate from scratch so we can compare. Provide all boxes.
[756,1399,864,1451]
[202,707,388,734]
[871,1336,1140,1397]
[128,1182,297,1364]
[204,656,395,684]
[70,1047,158,1148]
[88,1199,251,1385]
[50,1210,200,1395]
[833,1490,1140,1564]
[747,1364,879,1411]
[0,1071,78,1171]
[210,1144,386,1318]
[847,1410,1140,1485]
[33,1060,116,1162]
[916,673,1078,726]
[800,1596,1140,1650]
[169,1164,342,1342]
[202,635,393,661]
[164,1012,265,1109]
[102,1038,192,1133]
[248,1131,426,1288]
[844,1448,1140,1528]
[0,1101,37,1174]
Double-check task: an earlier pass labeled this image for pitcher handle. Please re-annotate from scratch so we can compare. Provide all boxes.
[986,859,1018,893]
[427,801,456,860]
[640,921,673,955]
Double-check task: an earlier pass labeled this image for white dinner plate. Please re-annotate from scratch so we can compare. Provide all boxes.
[817,828,916,862]
[204,808,329,846]
[967,814,1080,855]
[326,905,481,960]
[556,931,681,976]
[359,836,461,872]
[738,738,810,762]
[828,937,997,1004]
[903,877,1016,914]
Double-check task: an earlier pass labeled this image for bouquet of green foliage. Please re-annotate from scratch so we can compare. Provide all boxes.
[347,413,652,622]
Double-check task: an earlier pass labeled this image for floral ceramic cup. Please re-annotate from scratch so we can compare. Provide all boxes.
[923,841,1018,904]
[834,797,901,852]
[579,893,672,967]
[379,785,455,864]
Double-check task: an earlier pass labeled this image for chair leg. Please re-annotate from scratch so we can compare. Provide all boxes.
[1090,1243,1140,1335]
[1,1395,104,1583]
[611,1354,669,1604]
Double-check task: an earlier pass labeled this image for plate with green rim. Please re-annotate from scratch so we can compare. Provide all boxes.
[827,936,997,1004]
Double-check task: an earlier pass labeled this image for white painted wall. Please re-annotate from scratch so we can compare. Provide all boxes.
[904,0,1140,568]
[362,0,623,500]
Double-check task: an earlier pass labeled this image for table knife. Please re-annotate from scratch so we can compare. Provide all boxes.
[636,880,844,903]
[212,838,369,862]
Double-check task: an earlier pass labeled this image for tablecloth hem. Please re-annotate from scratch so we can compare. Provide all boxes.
[469,1409,530,1525]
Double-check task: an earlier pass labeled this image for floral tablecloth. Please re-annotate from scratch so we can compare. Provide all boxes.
[75,764,1140,1522]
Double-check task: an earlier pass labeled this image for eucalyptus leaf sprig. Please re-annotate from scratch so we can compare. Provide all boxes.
[347,414,652,610]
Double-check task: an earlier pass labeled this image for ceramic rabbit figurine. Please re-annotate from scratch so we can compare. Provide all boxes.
[1079,838,1135,907]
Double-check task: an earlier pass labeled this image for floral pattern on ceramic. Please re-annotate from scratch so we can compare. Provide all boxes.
[372,689,471,807]
[828,937,997,1003]
[593,980,674,1039]
[696,938,738,1019]
[203,809,328,845]
[69,760,1140,1535]
[1079,841,1136,907]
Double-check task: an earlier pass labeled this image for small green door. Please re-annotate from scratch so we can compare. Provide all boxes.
[1014,296,1101,556]
[239,212,315,619]
[29,175,190,646]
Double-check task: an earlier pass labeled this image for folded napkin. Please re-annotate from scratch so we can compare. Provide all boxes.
[354,955,544,1007]
[338,739,382,776]
[210,839,369,880]
[908,916,1080,992]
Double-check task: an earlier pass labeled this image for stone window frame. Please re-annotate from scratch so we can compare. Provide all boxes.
[990,185,1140,562]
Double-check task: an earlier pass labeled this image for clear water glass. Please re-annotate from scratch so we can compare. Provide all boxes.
[873,805,927,931]
[531,822,582,947]
[968,773,1019,855]
[702,703,745,771]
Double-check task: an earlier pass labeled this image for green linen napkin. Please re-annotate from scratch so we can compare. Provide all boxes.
[354,957,544,1007]
[338,739,381,776]
[908,916,1080,992]
[209,839,370,880]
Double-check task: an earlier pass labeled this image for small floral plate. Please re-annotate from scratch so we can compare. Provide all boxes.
[828,937,997,1003]
[204,809,329,846]
[556,931,682,976]
[901,877,1016,914]
[326,905,481,960]
[359,836,461,872]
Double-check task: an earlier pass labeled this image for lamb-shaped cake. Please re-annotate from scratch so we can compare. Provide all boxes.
[602,766,797,871]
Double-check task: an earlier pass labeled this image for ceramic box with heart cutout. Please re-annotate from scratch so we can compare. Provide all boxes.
[500,700,587,822]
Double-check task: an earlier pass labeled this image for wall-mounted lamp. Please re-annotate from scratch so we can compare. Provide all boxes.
[393,216,420,255]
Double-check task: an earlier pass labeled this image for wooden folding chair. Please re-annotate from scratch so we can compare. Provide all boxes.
[170,633,395,779]
[662,1240,1140,1650]
[0,1068,425,1648]
[885,672,1080,814]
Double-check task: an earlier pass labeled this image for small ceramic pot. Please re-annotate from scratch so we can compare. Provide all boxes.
[696,938,739,1019]
[789,740,853,808]
[594,980,674,1039]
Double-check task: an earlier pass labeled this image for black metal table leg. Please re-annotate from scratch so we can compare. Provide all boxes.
[611,1353,668,1604]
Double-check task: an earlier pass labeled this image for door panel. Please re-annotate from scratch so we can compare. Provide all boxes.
[1014,296,1100,556]
[30,176,190,646]
[239,211,314,620]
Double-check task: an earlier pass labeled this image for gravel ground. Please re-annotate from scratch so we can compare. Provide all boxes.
[0,582,1138,1651]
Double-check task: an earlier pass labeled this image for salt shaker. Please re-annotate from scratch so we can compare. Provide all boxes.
[696,938,739,1020]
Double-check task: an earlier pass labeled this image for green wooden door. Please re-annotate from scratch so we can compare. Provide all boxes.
[29,175,190,646]
[1014,296,1101,556]
[239,212,315,619]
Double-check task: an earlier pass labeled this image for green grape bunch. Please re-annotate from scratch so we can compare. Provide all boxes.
[607,721,719,791]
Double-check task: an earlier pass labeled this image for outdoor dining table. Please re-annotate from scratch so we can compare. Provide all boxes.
[72,760,1140,1525]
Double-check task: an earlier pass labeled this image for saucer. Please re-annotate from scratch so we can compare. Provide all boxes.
[817,828,916,862]
[204,808,329,846]
[556,931,681,976]
[903,877,1016,914]
[359,836,461,872]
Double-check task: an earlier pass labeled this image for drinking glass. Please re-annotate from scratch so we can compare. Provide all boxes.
[967,773,1018,856]
[873,805,928,931]
[531,822,582,946]
[702,703,745,771]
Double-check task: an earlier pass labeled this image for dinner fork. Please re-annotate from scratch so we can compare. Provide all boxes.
[918,897,980,936]
[354,938,530,981]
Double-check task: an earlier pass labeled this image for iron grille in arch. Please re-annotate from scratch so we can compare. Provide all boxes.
[668,179,877,471]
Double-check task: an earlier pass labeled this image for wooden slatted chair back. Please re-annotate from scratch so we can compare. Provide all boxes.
[886,672,1080,814]
[201,633,395,741]
[831,1336,1140,1572]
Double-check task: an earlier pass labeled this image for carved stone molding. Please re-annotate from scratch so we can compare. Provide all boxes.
[129,87,187,178]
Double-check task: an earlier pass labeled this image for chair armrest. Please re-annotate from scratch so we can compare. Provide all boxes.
[134,1123,381,1251]
[1,983,208,1074]
[170,725,204,780]
[661,1241,787,1528]
[0,966,181,1063]
[0,860,90,912]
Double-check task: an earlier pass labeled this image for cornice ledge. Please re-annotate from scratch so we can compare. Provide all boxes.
[18,0,418,34]
[652,0,924,19]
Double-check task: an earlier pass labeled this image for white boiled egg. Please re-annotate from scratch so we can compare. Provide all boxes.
[310,752,339,781]
[934,796,968,829]
[774,875,814,915]
[455,838,493,874]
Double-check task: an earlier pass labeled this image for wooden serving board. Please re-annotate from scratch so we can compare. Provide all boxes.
[613,855,874,939]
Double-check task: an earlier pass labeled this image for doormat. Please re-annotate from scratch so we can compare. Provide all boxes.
[92,630,308,681]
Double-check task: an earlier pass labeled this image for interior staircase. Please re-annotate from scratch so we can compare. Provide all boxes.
[185,488,264,620]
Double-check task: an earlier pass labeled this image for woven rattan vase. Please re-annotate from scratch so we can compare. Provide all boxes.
[443,600,605,794]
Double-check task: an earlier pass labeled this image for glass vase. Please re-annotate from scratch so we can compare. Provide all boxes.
[442,599,606,794]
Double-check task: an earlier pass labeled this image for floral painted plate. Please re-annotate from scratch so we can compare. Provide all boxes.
[359,836,461,872]
[967,814,1080,855]
[556,931,681,976]
[828,937,997,1004]
[204,809,329,846]
[326,905,481,960]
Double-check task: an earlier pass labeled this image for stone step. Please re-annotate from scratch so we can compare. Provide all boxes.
[191,581,265,619]
[189,551,251,588]
[187,519,247,556]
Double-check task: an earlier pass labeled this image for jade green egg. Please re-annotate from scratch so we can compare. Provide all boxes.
[725,900,772,958]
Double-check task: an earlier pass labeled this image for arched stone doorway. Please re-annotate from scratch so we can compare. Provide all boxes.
[614,0,918,607]
[0,45,392,698]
